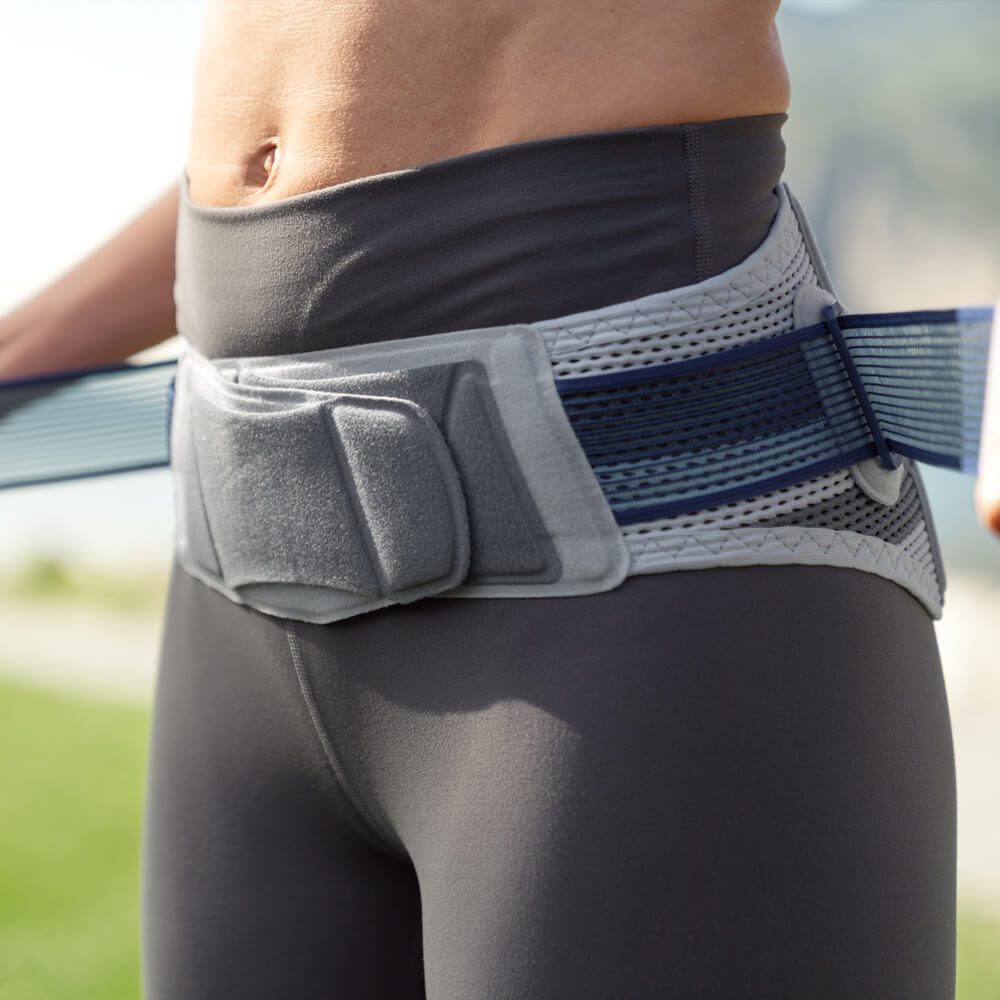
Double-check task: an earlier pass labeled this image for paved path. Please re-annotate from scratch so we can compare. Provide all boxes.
[1,572,998,908]
[0,598,161,704]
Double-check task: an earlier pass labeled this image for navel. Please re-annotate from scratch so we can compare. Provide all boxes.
[244,139,280,190]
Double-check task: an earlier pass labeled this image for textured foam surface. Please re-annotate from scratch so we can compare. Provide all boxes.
[180,373,472,602]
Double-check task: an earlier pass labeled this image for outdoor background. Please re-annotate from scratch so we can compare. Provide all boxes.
[0,0,998,996]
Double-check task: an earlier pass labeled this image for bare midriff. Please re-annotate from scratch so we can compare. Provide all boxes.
[186,0,790,208]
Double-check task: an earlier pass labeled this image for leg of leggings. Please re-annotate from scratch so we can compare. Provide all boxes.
[141,567,425,1000]
[288,566,956,1000]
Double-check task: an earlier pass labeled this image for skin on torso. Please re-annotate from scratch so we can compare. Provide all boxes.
[186,0,789,207]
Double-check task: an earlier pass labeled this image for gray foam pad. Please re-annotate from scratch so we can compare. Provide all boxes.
[171,326,629,622]
[190,388,469,601]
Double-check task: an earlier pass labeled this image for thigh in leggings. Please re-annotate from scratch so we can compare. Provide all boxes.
[143,564,955,999]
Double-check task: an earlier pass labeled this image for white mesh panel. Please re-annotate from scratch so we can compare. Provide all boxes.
[619,471,855,537]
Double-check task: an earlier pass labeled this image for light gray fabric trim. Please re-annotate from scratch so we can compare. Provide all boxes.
[851,458,905,508]
[786,184,837,298]
[625,524,943,618]
[906,459,947,599]
[171,383,223,583]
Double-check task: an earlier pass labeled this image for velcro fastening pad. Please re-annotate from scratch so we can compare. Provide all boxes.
[172,326,629,622]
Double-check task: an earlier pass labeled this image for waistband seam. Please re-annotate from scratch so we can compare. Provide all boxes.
[684,125,714,283]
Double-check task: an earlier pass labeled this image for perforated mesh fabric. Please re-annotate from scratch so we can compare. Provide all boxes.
[536,187,946,614]
[620,469,856,534]
[553,333,874,521]
[759,466,925,545]
[615,463,942,617]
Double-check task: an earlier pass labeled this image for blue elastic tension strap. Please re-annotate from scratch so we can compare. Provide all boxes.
[556,304,992,523]
[822,304,901,473]
[0,306,993,524]
[0,360,176,490]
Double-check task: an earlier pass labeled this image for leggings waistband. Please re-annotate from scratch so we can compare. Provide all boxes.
[174,115,786,358]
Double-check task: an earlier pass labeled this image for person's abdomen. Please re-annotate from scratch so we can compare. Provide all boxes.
[185,0,790,207]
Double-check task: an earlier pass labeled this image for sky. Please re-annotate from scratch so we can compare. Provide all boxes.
[1,0,202,313]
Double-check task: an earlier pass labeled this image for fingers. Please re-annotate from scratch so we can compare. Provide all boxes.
[975,472,1000,536]
[976,303,1000,537]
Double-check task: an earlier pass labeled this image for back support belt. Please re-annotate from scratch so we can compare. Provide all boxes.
[172,286,995,621]
[0,302,991,504]
[0,305,992,620]
[0,190,994,620]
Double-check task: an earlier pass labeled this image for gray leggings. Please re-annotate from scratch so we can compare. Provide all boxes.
[144,117,956,997]
[143,566,954,998]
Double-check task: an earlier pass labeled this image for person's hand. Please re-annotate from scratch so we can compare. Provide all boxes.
[975,305,1000,536]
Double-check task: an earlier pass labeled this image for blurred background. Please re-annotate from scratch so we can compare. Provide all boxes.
[0,0,997,996]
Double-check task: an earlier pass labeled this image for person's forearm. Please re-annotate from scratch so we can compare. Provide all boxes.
[0,187,179,380]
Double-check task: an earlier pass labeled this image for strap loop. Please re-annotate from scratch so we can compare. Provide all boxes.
[822,304,901,472]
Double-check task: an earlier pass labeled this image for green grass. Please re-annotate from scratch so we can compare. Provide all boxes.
[0,674,998,998]
[0,679,148,1000]
[958,908,1000,1000]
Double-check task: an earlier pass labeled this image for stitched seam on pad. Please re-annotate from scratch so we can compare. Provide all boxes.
[684,126,713,282]
[285,620,400,853]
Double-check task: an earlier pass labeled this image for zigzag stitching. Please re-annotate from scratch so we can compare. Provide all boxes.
[631,525,893,569]
[547,270,808,359]
[546,281,800,359]
[625,526,940,608]
[630,529,937,586]
[539,221,805,357]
